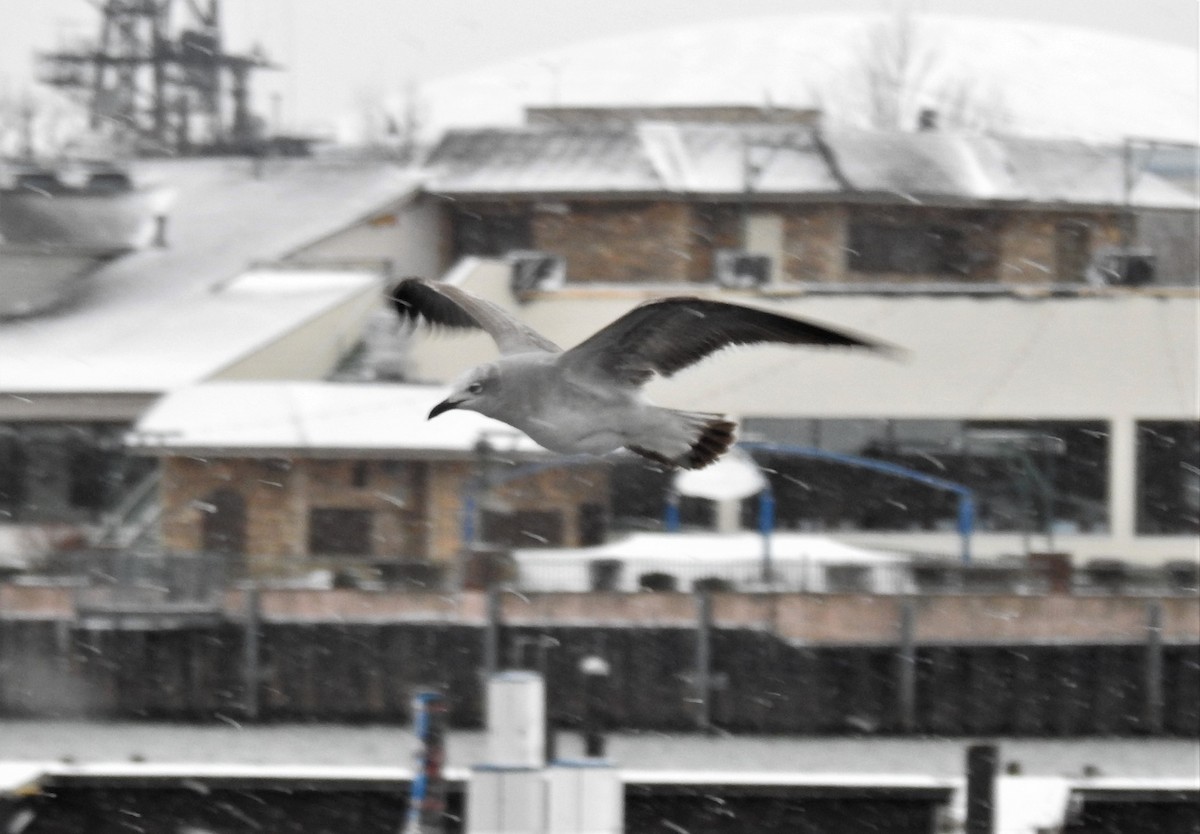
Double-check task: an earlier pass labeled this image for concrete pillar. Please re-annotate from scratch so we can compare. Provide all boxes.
[1108,417,1138,546]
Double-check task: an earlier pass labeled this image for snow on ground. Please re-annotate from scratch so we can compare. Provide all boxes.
[1,721,1197,780]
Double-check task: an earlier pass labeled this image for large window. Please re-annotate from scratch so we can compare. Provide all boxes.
[611,419,1110,537]
[0,429,25,519]
[0,422,151,522]
[451,205,532,257]
[1137,421,1200,534]
[308,508,374,556]
[481,509,564,547]
[847,221,969,275]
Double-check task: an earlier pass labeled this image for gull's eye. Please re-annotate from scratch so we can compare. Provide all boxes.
[467,382,484,395]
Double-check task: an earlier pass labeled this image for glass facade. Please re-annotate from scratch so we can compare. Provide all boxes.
[1137,420,1200,535]
[612,418,1112,536]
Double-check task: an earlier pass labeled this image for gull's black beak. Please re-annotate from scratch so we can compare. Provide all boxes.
[428,398,460,420]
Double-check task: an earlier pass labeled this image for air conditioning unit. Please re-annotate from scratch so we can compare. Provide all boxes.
[714,249,771,289]
[1090,249,1156,287]
[508,251,565,295]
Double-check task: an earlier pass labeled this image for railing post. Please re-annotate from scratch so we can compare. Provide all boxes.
[896,597,917,733]
[241,584,260,721]
[483,585,501,678]
[694,590,713,733]
[1145,600,1164,734]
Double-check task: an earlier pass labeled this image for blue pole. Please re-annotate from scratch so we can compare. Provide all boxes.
[758,487,775,583]
[404,690,447,834]
[957,494,975,565]
[664,490,681,532]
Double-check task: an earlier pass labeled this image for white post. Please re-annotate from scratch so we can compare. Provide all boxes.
[1108,417,1138,550]
[714,498,741,533]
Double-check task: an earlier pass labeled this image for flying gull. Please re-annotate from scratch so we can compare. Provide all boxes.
[389,277,888,469]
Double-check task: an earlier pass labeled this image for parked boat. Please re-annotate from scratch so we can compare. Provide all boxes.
[0,160,173,318]
[0,160,172,249]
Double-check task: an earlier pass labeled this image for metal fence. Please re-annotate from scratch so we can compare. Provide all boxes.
[34,550,227,626]
[503,554,1199,597]
[23,548,1200,599]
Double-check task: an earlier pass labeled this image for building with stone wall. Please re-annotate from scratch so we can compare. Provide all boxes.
[130,382,610,581]
[0,156,436,570]
[419,107,1193,288]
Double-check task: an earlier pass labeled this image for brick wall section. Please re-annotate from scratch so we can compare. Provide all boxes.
[158,456,612,575]
[491,465,610,546]
[425,459,473,564]
[782,205,848,282]
[533,201,694,283]
[503,198,1126,286]
[5,585,1196,645]
[998,211,1122,284]
[0,583,74,617]
[908,594,1178,643]
[498,591,1200,644]
[163,457,441,575]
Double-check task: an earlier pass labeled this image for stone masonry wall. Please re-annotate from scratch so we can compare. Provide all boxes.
[533,201,693,283]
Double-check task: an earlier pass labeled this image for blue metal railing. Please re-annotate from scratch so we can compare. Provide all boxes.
[739,442,976,564]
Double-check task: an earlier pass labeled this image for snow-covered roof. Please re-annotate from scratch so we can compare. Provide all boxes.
[0,267,379,394]
[129,381,546,458]
[423,123,1196,210]
[407,260,1200,423]
[0,157,419,396]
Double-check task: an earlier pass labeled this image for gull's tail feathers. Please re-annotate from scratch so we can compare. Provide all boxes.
[628,410,736,471]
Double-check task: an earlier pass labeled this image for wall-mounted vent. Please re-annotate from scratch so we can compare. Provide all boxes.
[508,250,565,295]
[714,250,771,289]
[1090,249,1156,287]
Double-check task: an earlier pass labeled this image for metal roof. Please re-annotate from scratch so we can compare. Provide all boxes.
[423,123,1197,209]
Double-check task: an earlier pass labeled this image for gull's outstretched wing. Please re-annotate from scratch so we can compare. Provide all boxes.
[559,296,888,387]
[388,277,561,355]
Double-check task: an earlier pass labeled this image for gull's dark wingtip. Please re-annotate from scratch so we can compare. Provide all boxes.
[386,276,427,322]
[849,333,908,362]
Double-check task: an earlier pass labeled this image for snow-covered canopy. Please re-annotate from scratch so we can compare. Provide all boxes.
[129,380,545,459]
[516,531,907,566]
[675,449,768,501]
[408,260,1200,424]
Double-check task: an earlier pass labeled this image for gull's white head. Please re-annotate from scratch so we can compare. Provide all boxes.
[427,363,500,420]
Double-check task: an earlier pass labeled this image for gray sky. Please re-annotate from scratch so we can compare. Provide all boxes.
[1,0,1196,135]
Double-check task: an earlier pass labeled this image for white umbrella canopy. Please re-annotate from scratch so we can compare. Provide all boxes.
[674,448,768,501]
